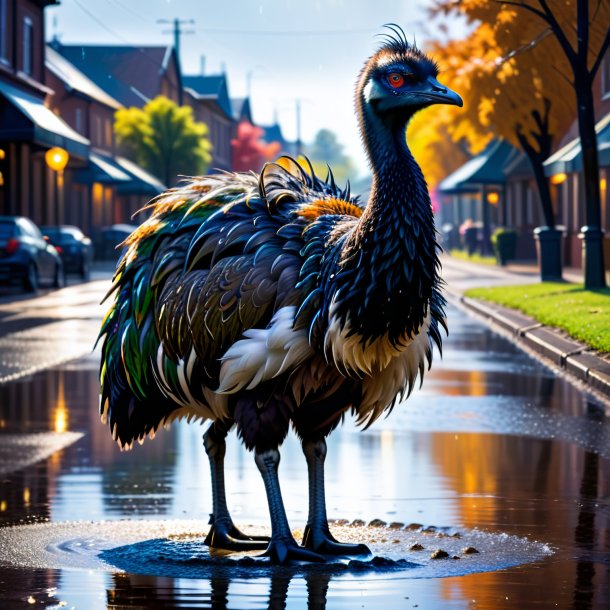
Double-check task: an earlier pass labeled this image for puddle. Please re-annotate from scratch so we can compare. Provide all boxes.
[0,519,552,580]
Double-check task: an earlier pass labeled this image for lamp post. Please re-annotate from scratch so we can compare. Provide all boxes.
[45,147,69,224]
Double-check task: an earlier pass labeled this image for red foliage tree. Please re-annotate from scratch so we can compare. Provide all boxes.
[231,121,281,172]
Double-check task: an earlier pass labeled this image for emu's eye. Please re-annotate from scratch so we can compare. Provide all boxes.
[387,73,404,88]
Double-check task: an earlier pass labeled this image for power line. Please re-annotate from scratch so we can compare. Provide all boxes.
[71,0,166,69]
[196,27,378,37]
[105,0,148,23]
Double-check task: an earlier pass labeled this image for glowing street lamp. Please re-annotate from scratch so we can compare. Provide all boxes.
[45,147,69,223]
[45,147,69,172]
[486,191,499,205]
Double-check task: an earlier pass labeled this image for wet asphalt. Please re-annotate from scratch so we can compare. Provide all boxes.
[0,264,608,609]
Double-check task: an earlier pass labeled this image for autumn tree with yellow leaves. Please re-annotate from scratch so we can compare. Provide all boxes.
[413,0,609,284]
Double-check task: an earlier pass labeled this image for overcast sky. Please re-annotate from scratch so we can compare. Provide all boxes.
[46,0,463,177]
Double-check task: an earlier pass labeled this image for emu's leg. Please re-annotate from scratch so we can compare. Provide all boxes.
[301,439,370,555]
[203,421,269,551]
[255,448,324,564]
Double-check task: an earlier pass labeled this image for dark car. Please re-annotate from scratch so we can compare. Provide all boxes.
[0,216,64,292]
[99,224,137,261]
[41,225,93,280]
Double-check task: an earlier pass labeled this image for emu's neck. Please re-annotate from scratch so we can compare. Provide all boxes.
[336,102,438,343]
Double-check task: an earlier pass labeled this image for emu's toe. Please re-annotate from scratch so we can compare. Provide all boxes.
[204,522,270,552]
[262,536,326,564]
[302,525,371,556]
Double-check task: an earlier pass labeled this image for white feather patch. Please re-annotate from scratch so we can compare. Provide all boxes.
[357,314,432,425]
[217,306,314,394]
[324,301,423,377]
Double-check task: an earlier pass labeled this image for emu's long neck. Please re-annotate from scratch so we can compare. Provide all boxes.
[336,99,439,343]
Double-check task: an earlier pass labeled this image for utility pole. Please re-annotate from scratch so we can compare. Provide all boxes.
[158,18,194,106]
[157,18,195,70]
[295,99,302,158]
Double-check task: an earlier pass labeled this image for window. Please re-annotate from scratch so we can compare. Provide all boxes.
[95,115,102,145]
[75,108,83,133]
[0,0,7,61]
[22,16,33,75]
[105,119,112,147]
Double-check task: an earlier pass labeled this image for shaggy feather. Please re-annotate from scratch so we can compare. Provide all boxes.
[98,33,448,454]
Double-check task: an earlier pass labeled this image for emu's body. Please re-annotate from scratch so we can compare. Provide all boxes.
[99,27,462,563]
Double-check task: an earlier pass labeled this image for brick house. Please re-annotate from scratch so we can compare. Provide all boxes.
[0,0,89,224]
[45,45,164,237]
[183,74,234,172]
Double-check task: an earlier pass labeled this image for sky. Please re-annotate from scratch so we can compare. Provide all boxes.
[45,0,463,177]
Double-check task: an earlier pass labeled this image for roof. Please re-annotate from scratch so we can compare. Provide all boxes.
[231,97,253,122]
[73,150,165,194]
[54,44,179,108]
[45,46,121,110]
[544,112,610,175]
[261,123,286,145]
[183,74,232,118]
[114,156,166,194]
[0,79,89,158]
[438,140,515,194]
[502,148,534,179]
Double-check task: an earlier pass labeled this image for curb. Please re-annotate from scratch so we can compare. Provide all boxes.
[448,292,610,405]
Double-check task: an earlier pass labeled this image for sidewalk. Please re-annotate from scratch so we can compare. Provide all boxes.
[441,254,610,406]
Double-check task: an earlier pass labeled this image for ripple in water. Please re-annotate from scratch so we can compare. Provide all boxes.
[0,519,553,579]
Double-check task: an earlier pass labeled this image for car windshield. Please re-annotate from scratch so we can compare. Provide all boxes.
[0,221,17,239]
[42,227,84,243]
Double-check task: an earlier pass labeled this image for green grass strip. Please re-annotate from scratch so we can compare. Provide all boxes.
[450,249,497,266]
[465,282,610,353]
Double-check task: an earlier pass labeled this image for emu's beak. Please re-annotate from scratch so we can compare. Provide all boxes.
[415,76,463,107]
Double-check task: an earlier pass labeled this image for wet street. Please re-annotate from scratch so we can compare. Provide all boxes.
[0,271,608,609]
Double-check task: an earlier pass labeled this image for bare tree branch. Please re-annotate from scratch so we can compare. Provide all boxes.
[576,0,589,67]
[551,64,574,87]
[499,0,546,20]
[590,28,610,78]
[536,0,578,63]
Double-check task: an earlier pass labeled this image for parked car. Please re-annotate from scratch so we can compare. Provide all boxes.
[41,225,93,280]
[0,216,64,292]
[98,224,137,261]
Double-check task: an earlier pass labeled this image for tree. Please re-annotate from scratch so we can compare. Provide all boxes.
[115,96,212,187]
[231,121,281,172]
[305,129,356,184]
[433,0,610,288]
[430,18,574,222]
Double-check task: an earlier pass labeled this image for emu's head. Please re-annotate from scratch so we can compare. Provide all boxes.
[357,25,462,131]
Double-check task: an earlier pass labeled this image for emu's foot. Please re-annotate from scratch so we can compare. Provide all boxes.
[262,536,325,564]
[204,520,270,552]
[302,525,371,556]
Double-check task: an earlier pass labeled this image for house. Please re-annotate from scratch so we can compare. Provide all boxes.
[542,51,610,269]
[0,0,89,225]
[183,74,234,171]
[260,121,298,157]
[45,45,164,236]
[438,50,610,269]
[438,140,515,254]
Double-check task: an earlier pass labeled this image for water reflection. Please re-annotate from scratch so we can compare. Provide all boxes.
[0,306,608,608]
[105,571,332,610]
